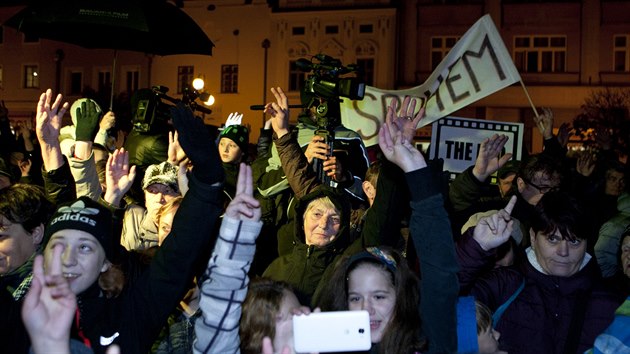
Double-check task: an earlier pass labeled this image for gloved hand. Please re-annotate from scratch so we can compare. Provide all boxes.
[225,112,243,127]
[171,103,224,185]
[74,99,100,142]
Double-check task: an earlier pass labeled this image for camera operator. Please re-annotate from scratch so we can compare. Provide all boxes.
[252,56,369,268]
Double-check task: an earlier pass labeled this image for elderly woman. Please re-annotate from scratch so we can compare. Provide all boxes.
[457,191,624,353]
[261,88,408,307]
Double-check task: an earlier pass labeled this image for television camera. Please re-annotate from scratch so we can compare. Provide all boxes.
[297,54,365,184]
[132,84,213,134]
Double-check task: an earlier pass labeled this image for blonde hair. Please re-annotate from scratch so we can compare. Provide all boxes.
[303,196,337,220]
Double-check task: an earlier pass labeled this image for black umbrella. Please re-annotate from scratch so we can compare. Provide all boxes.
[4,0,214,106]
[4,0,213,55]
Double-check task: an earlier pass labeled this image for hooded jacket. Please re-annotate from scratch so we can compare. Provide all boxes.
[263,132,383,306]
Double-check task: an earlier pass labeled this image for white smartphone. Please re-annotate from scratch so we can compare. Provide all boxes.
[293,310,372,353]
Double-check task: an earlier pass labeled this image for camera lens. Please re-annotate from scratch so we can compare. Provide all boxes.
[359,328,365,334]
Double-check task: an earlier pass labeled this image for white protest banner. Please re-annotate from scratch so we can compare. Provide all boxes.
[340,14,521,146]
[429,116,524,180]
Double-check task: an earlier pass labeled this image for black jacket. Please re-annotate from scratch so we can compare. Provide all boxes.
[70,174,222,354]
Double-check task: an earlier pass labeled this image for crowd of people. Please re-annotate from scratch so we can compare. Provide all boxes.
[0,85,629,354]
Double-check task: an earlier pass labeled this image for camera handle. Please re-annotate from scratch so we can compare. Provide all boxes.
[313,127,335,186]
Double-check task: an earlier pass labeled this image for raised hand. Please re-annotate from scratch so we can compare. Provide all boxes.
[167,131,187,166]
[19,158,32,177]
[224,163,261,222]
[305,135,330,164]
[74,99,100,142]
[378,99,427,173]
[170,103,223,185]
[225,112,243,127]
[36,89,69,147]
[473,196,516,251]
[22,244,76,354]
[263,87,290,139]
[390,96,424,143]
[100,111,116,132]
[576,151,596,177]
[534,107,554,140]
[104,148,137,207]
[471,134,513,182]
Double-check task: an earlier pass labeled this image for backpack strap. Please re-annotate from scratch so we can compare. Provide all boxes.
[492,278,525,328]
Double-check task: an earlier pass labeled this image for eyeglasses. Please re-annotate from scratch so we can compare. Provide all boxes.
[521,176,559,194]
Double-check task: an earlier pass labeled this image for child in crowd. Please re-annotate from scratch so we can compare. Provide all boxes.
[457,296,505,354]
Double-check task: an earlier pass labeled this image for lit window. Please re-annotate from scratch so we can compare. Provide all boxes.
[221,64,238,93]
[177,66,194,94]
[23,65,39,88]
[613,35,629,72]
[430,36,460,70]
[514,35,566,73]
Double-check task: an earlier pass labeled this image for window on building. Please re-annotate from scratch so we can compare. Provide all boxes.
[126,70,139,93]
[613,35,629,72]
[356,58,375,86]
[0,65,3,89]
[98,71,111,93]
[359,24,373,34]
[430,36,459,70]
[325,25,339,35]
[23,32,39,43]
[292,26,305,36]
[514,35,566,73]
[69,72,83,95]
[0,27,4,44]
[23,65,39,88]
[177,66,194,94]
[288,60,308,92]
[221,64,238,93]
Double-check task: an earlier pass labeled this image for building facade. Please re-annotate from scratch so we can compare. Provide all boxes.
[0,0,628,152]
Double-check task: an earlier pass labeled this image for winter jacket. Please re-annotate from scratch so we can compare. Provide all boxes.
[262,132,387,307]
[68,151,102,201]
[0,255,35,354]
[457,232,622,354]
[406,167,459,353]
[193,216,262,354]
[70,174,222,354]
[256,113,369,200]
[120,204,159,251]
[595,192,630,277]
[1,160,77,354]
